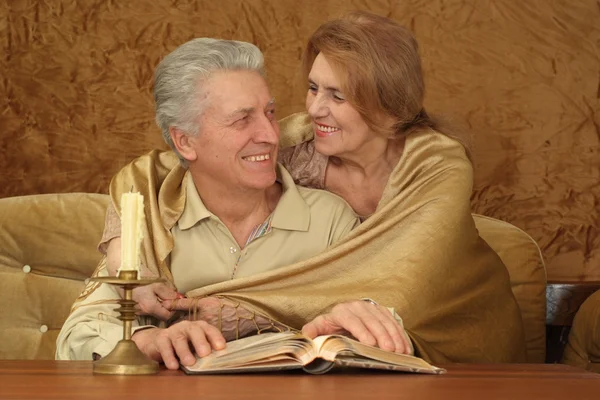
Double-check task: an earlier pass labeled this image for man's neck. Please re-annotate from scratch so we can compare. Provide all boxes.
[189,171,282,247]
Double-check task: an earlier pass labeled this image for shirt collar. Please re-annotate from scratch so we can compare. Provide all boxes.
[271,164,310,232]
[178,172,212,230]
[177,164,310,232]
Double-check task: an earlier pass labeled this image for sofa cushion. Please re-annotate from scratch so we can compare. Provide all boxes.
[474,214,547,363]
[0,193,109,359]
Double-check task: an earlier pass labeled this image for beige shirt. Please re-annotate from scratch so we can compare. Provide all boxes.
[171,167,359,292]
[56,164,359,360]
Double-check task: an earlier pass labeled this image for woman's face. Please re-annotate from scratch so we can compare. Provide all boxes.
[306,53,379,158]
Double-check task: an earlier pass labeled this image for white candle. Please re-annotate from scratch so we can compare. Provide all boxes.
[118,192,144,278]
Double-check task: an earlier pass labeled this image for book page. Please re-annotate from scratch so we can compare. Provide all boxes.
[182,332,317,373]
[313,335,445,374]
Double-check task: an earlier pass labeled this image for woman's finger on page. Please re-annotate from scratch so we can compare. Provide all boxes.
[302,314,344,338]
[331,305,378,347]
[378,307,413,355]
[350,303,395,351]
[368,305,406,354]
[301,318,321,338]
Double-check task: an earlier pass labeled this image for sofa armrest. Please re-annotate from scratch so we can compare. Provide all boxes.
[0,193,109,359]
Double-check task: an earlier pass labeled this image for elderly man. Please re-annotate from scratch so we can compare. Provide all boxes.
[56,38,411,369]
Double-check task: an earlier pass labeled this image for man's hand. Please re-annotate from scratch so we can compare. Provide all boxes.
[105,237,184,320]
[131,321,226,370]
[133,283,185,320]
[161,296,288,342]
[301,300,412,354]
[161,296,222,327]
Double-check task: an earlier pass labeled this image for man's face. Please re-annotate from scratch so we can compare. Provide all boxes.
[187,70,280,192]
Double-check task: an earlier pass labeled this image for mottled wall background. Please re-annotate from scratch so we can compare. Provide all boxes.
[0,0,598,281]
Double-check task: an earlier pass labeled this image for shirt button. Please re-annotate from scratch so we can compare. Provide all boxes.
[22,265,32,273]
[40,325,48,333]
[229,247,237,254]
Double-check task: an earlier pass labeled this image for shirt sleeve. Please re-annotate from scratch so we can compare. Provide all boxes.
[55,267,155,360]
[98,202,121,255]
[330,210,360,246]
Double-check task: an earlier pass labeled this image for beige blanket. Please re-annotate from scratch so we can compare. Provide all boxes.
[104,119,526,363]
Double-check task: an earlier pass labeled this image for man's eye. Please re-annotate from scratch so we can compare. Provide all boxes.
[308,84,318,93]
[233,115,249,126]
[266,109,276,119]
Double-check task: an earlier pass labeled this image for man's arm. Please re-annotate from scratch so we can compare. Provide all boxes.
[55,266,155,360]
[161,296,291,342]
[131,320,225,370]
[106,237,184,320]
[55,263,226,367]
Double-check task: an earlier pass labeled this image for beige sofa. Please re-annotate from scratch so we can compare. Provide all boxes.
[0,193,108,359]
[0,192,547,362]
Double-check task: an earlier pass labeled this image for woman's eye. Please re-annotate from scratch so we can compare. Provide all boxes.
[333,93,345,102]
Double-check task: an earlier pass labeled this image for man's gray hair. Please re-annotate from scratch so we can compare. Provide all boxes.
[154,38,265,163]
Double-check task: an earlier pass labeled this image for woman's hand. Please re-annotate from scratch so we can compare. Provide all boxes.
[131,321,226,370]
[301,300,412,354]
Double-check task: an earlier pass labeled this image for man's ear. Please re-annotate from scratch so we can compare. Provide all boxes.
[170,127,198,162]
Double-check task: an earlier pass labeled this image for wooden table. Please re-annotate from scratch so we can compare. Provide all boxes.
[0,361,598,399]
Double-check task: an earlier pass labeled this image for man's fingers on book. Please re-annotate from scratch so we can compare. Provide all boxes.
[204,324,226,350]
[189,321,225,355]
[173,335,197,366]
[177,322,208,360]
[155,331,181,370]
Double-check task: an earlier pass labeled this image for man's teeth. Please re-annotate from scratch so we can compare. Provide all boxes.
[317,124,339,133]
[244,154,270,162]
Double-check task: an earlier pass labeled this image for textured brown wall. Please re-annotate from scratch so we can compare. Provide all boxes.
[1,0,599,281]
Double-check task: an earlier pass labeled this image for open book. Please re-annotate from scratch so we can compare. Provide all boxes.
[181,332,445,375]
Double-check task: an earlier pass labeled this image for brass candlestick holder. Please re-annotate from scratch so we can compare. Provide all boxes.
[90,270,163,375]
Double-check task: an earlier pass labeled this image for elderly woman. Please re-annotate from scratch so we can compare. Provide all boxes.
[101,11,526,364]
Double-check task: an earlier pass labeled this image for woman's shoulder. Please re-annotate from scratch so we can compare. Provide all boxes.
[278,140,328,189]
[404,128,472,171]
